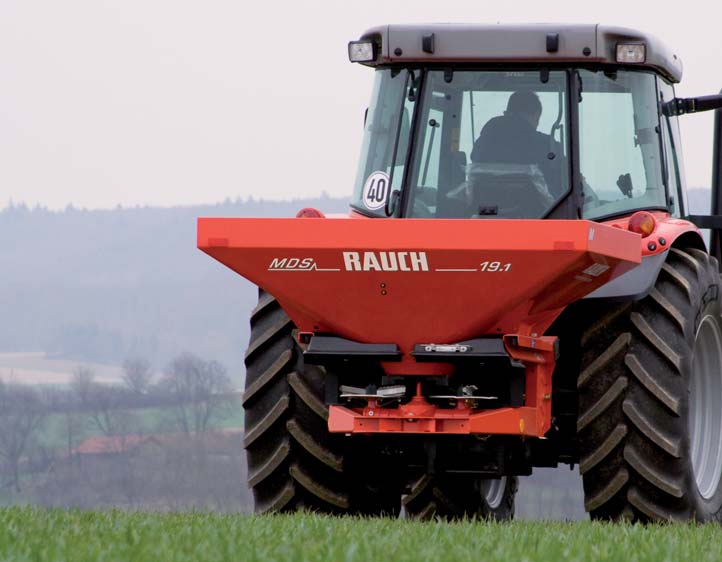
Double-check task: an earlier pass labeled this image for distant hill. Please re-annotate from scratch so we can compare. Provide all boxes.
[0,189,713,383]
[0,196,348,382]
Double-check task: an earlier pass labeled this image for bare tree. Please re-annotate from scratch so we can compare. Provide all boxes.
[160,353,233,435]
[71,366,138,439]
[42,386,85,461]
[122,358,152,395]
[62,409,84,460]
[0,382,46,493]
[71,366,95,404]
[85,385,138,438]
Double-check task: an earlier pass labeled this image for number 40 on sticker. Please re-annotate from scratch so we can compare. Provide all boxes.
[362,171,390,211]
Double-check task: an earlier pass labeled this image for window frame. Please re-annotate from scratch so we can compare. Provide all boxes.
[349,68,417,218]
[398,66,575,219]
[575,68,672,222]
[350,65,674,222]
[657,76,687,217]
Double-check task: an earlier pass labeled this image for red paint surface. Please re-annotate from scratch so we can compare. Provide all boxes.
[199,217,641,373]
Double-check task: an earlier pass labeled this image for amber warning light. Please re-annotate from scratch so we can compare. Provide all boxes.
[296,208,326,218]
[628,211,656,237]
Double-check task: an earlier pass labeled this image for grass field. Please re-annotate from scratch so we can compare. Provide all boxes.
[2,507,722,562]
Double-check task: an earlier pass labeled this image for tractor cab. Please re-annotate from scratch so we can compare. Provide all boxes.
[349,24,693,225]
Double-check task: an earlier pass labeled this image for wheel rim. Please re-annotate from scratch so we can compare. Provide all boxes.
[689,315,722,500]
[480,477,506,509]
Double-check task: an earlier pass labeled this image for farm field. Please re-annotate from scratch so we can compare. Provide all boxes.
[2,507,722,562]
[35,403,244,450]
[0,352,124,386]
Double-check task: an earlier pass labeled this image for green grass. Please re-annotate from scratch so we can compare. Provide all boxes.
[2,507,722,562]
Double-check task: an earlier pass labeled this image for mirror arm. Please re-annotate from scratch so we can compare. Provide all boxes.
[686,215,722,230]
[666,95,722,116]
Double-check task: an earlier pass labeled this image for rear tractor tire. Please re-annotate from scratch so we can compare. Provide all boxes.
[242,289,400,516]
[578,247,722,522]
[403,473,517,520]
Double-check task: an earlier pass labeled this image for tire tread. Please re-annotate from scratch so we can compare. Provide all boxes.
[578,247,722,522]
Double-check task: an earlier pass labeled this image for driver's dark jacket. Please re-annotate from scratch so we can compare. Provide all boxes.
[470,114,564,196]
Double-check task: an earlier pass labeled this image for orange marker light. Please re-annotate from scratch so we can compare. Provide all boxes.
[296,207,326,218]
[628,211,656,238]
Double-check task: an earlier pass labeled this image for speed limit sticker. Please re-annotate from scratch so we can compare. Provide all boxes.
[362,171,390,210]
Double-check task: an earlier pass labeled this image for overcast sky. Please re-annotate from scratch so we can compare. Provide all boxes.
[1,0,720,210]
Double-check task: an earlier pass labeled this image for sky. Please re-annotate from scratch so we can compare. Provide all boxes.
[1,0,721,210]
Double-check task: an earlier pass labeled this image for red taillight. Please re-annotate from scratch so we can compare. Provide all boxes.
[296,207,326,218]
[628,211,656,237]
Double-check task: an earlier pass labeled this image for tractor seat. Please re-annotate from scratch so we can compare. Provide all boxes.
[466,164,555,218]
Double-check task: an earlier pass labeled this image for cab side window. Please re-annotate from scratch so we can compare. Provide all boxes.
[658,79,685,217]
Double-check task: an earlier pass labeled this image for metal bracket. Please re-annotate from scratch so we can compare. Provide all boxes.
[686,215,722,230]
[304,335,401,363]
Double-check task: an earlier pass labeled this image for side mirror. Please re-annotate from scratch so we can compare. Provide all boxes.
[665,94,722,116]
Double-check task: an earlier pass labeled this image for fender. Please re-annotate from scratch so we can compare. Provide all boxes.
[585,212,704,301]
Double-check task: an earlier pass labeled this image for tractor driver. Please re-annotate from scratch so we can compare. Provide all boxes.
[470,90,564,197]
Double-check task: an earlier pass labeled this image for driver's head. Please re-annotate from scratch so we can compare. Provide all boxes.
[505,90,542,128]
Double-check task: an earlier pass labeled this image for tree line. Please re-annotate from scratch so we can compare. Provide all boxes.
[0,353,249,511]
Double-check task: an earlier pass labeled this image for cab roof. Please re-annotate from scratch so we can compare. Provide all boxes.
[356,24,683,83]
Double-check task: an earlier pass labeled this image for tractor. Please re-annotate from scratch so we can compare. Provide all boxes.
[198,24,722,522]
